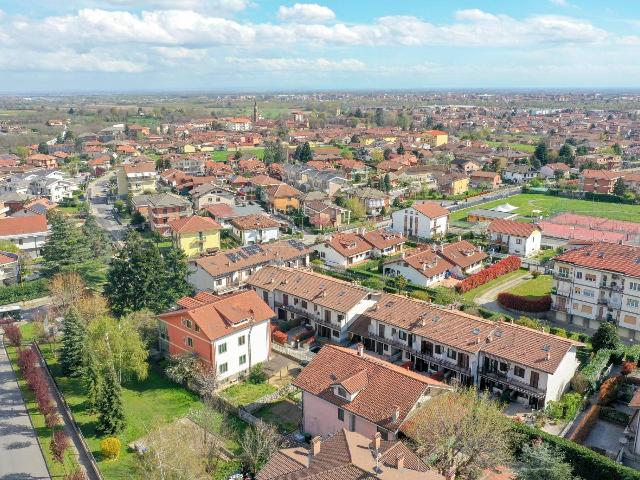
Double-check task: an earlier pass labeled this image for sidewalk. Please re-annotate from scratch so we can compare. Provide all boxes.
[0,337,50,479]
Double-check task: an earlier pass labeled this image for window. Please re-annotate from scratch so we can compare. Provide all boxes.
[338,408,344,421]
[516,238,522,245]
[628,299,640,308]
[576,271,582,280]
[325,310,332,323]
[238,336,246,346]
[336,387,347,398]
[337,314,344,323]
[583,289,594,298]
[349,414,356,432]
[378,324,385,337]
[398,330,407,341]
[302,300,308,309]
[332,329,340,338]
[185,337,193,347]
[447,348,457,360]
[263,291,268,302]
[218,343,227,354]
[182,318,193,329]
[219,363,228,374]
[195,324,200,332]
[585,273,596,282]
[239,354,246,365]
[434,345,442,355]
[499,362,508,372]
[558,267,569,278]
[514,366,525,378]
[630,282,640,291]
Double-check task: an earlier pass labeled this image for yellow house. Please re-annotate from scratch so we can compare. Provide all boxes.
[437,174,469,196]
[168,215,221,257]
[423,129,449,147]
[264,183,302,212]
[116,162,157,197]
[181,144,197,154]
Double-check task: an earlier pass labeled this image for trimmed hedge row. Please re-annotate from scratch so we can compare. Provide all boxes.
[511,422,640,480]
[0,279,49,306]
[568,404,600,444]
[456,256,521,293]
[581,348,615,391]
[496,292,552,312]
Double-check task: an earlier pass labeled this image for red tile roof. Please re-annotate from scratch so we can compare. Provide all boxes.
[411,202,450,219]
[0,215,48,237]
[293,345,448,432]
[168,215,221,234]
[488,219,539,237]
[554,242,640,277]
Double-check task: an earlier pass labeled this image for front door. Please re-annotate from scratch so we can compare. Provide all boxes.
[530,371,539,389]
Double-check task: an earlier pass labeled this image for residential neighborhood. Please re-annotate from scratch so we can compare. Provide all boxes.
[3,2,640,479]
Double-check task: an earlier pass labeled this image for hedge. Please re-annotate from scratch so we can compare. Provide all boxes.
[581,348,613,391]
[456,256,521,293]
[511,422,640,480]
[497,292,552,312]
[0,279,49,306]
[599,406,631,426]
[568,404,600,444]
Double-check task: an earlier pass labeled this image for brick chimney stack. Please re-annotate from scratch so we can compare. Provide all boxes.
[373,432,381,451]
[356,343,364,356]
[310,436,322,457]
[396,453,405,470]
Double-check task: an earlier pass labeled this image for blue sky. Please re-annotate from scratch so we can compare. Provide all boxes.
[1,1,639,93]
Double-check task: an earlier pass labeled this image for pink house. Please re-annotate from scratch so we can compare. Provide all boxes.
[292,344,449,441]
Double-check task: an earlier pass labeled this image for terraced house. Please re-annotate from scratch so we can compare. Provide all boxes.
[551,242,640,340]
[349,294,582,409]
[247,265,380,342]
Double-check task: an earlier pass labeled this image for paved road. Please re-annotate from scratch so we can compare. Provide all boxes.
[474,270,532,314]
[0,337,50,480]
[86,172,128,242]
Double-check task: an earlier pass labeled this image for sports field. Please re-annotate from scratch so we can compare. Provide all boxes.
[450,193,640,223]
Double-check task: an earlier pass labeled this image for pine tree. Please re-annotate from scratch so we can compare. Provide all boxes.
[82,214,112,260]
[162,246,192,307]
[59,308,86,377]
[533,141,548,165]
[84,356,102,413]
[613,177,626,197]
[383,174,392,192]
[41,211,96,281]
[298,142,313,163]
[96,365,125,435]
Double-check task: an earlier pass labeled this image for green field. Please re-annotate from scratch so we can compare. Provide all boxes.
[220,382,277,407]
[507,274,552,298]
[485,141,536,153]
[211,147,265,162]
[451,193,640,223]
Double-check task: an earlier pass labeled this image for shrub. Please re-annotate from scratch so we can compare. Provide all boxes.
[64,468,88,480]
[0,278,49,306]
[561,392,583,419]
[50,429,70,464]
[598,375,621,406]
[599,406,631,426]
[570,372,589,395]
[581,349,613,391]
[363,277,385,290]
[549,327,567,338]
[3,323,22,346]
[497,292,552,312]
[272,330,288,345]
[456,256,521,293]
[515,316,542,330]
[100,437,121,460]
[248,364,267,384]
[511,422,640,480]
[591,322,621,352]
[409,290,430,301]
[622,360,636,376]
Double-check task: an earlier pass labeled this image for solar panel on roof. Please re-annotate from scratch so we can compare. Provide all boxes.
[288,239,306,251]
[242,245,263,256]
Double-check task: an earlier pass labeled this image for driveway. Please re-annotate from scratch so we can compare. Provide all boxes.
[87,172,128,242]
[474,270,531,314]
[0,337,50,480]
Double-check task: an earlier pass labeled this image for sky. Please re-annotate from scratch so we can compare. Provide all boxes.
[1,0,640,93]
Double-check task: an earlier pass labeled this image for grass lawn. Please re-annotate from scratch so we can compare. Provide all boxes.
[19,321,41,342]
[254,398,301,434]
[36,344,203,479]
[507,274,552,299]
[450,193,640,223]
[211,147,265,163]
[6,346,78,477]
[462,269,528,303]
[220,382,277,407]
[348,259,381,275]
[485,141,536,153]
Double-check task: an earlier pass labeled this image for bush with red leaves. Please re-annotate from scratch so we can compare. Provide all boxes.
[3,323,22,347]
[456,256,521,293]
[50,429,70,464]
[622,361,636,376]
[497,292,552,312]
[272,330,288,345]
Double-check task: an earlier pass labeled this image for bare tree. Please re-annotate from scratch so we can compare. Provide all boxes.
[49,272,86,314]
[241,420,281,476]
[403,388,512,480]
[137,420,223,480]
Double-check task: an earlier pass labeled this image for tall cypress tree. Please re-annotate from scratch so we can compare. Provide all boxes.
[59,308,86,377]
[84,356,102,414]
[162,246,192,305]
[96,365,125,435]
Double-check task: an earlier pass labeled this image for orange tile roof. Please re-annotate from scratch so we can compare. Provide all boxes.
[122,161,156,174]
[0,214,48,237]
[439,240,488,269]
[159,290,274,341]
[554,242,640,277]
[230,214,280,230]
[168,215,221,234]
[325,232,372,257]
[361,228,405,250]
[293,345,448,432]
[488,219,539,237]
[412,202,450,219]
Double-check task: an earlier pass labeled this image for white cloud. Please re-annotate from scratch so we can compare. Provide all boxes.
[549,0,571,7]
[154,46,208,60]
[98,0,250,11]
[225,56,365,72]
[0,48,146,72]
[278,3,335,24]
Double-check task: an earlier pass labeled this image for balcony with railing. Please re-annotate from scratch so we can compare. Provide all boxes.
[478,368,545,398]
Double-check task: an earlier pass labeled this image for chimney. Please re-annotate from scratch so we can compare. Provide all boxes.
[310,436,322,457]
[373,432,381,451]
[546,352,551,361]
[356,343,364,356]
[392,405,400,422]
[396,453,405,470]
